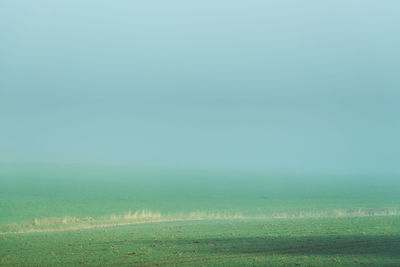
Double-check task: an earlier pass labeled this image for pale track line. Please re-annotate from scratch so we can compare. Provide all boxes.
[1,213,400,235]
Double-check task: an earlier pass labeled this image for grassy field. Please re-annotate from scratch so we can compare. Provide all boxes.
[1,216,400,266]
[1,164,400,266]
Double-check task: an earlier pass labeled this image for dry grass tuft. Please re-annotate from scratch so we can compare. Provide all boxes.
[1,208,399,234]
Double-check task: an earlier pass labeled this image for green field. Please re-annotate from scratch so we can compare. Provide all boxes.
[1,164,400,266]
[2,217,400,266]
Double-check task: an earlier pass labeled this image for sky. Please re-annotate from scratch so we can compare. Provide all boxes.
[0,1,399,174]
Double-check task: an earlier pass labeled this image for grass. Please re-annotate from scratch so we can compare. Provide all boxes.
[0,164,399,265]
[0,210,245,234]
[1,216,400,266]
[1,208,400,234]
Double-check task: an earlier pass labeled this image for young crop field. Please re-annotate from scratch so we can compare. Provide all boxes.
[1,216,400,266]
[1,165,399,266]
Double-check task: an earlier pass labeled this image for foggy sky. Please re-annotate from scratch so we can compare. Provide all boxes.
[1,1,399,174]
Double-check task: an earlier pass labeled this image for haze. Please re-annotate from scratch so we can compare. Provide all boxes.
[1,0,399,174]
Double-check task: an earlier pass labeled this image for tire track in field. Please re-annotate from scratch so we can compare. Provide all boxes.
[2,211,399,234]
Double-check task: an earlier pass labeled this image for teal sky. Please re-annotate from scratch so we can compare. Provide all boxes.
[1,1,399,174]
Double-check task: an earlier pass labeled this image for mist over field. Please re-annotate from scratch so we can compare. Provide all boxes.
[1,1,400,265]
[1,0,399,175]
